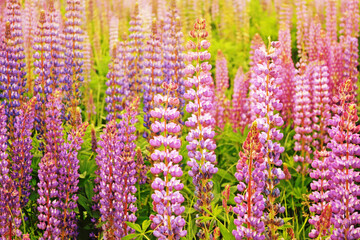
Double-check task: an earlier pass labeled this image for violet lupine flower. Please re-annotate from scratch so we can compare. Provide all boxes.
[143,20,163,138]
[248,34,265,125]
[128,3,144,95]
[231,66,249,133]
[311,63,331,150]
[0,104,22,239]
[308,150,334,238]
[11,98,35,207]
[37,153,61,239]
[214,50,230,129]
[293,59,313,170]
[62,0,84,126]
[162,3,186,109]
[252,41,285,238]
[105,45,122,122]
[33,10,52,143]
[184,18,217,239]
[149,82,186,239]
[233,122,266,240]
[58,122,88,239]
[97,99,139,238]
[326,79,360,239]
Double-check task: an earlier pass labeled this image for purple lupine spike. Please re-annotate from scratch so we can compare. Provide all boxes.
[62,0,84,126]
[308,150,334,238]
[252,40,285,238]
[248,34,266,125]
[143,19,163,138]
[311,62,331,150]
[341,35,359,94]
[33,10,52,144]
[12,97,35,207]
[214,50,230,129]
[97,98,139,238]
[0,104,22,239]
[105,45,122,122]
[58,122,88,239]
[37,153,61,239]
[327,80,360,239]
[128,2,144,95]
[23,0,37,95]
[46,0,64,92]
[184,18,217,239]
[231,66,249,133]
[149,83,186,239]
[114,98,139,237]
[293,59,313,171]
[1,1,26,138]
[233,122,266,240]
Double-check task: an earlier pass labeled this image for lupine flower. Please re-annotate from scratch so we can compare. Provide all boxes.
[339,0,359,38]
[0,1,26,138]
[311,63,331,150]
[184,18,217,239]
[62,0,84,126]
[293,59,313,170]
[109,14,119,53]
[135,148,147,185]
[0,104,22,239]
[295,0,309,55]
[58,122,88,239]
[143,20,163,138]
[326,0,337,44]
[327,79,360,239]
[252,40,285,238]
[12,98,35,207]
[233,122,266,240]
[149,82,186,239]
[231,66,249,133]
[341,35,358,93]
[214,50,230,129]
[97,99,139,238]
[308,150,334,238]
[128,3,144,95]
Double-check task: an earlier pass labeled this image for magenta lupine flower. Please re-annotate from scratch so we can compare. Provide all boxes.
[340,0,359,38]
[307,17,321,62]
[128,3,144,95]
[311,63,331,150]
[143,20,163,136]
[293,59,313,169]
[0,104,22,239]
[12,98,35,207]
[62,0,84,125]
[326,0,337,44]
[295,0,309,55]
[184,19,217,239]
[214,50,230,129]
[97,99,139,238]
[327,80,360,239]
[252,41,285,238]
[233,122,266,240]
[308,150,334,238]
[341,35,358,93]
[231,66,249,133]
[58,122,88,239]
[37,153,61,239]
[149,82,186,239]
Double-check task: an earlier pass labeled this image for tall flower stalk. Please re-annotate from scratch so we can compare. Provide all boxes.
[184,18,217,239]
[252,40,285,238]
[233,122,266,240]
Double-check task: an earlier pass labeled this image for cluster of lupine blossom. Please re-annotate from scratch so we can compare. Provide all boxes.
[0,0,359,239]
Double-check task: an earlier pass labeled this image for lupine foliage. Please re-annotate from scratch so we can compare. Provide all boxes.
[0,0,359,239]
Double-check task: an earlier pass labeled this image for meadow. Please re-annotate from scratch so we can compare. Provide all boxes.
[0,0,359,239]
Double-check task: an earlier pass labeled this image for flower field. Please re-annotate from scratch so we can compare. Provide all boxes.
[0,0,359,239]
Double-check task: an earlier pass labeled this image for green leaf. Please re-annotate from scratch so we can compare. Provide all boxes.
[121,233,139,240]
[77,194,91,213]
[142,220,151,232]
[216,169,236,182]
[79,171,87,178]
[125,222,142,232]
[217,220,234,239]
